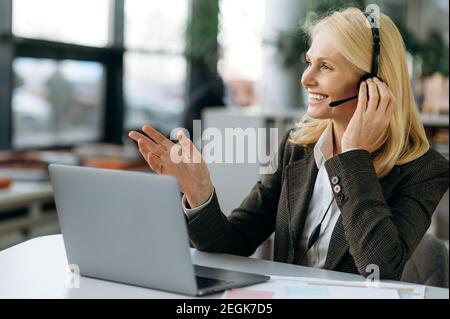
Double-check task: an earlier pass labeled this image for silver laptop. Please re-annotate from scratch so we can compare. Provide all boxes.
[49,164,269,296]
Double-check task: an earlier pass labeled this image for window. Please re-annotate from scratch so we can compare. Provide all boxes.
[124,53,186,133]
[12,0,111,47]
[217,0,265,107]
[218,0,265,81]
[123,0,189,133]
[1,0,191,149]
[0,0,124,150]
[125,0,187,53]
[12,58,105,149]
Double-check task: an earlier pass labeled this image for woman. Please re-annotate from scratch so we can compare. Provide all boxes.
[129,8,449,280]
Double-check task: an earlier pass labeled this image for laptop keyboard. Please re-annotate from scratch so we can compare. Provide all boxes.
[196,276,234,289]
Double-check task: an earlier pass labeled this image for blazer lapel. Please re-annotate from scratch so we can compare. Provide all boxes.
[285,146,319,264]
[324,163,401,270]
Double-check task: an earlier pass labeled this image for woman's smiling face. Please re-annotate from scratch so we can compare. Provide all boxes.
[301,31,362,120]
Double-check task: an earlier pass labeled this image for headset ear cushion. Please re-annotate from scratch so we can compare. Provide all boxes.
[359,74,384,85]
[359,73,372,84]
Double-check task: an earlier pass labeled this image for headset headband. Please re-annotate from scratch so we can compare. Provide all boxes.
[364,9,380,78]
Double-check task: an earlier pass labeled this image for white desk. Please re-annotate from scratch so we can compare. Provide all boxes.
[0,235,448,299]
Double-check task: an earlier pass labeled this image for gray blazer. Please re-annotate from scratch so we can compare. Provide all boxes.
[186,131,449,280]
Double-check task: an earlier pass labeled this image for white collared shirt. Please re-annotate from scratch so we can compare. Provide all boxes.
[182,122,358,268]
[300,122,341,268]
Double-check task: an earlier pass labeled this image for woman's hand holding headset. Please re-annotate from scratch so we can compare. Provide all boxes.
[341,77,396,153]
[129,126,214,208]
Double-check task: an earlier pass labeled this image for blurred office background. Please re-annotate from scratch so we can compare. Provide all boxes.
[0,0,448,257]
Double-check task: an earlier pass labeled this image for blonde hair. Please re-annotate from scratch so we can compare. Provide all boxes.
[290,7,430,178]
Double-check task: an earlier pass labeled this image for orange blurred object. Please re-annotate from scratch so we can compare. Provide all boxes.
[0,177,12,190]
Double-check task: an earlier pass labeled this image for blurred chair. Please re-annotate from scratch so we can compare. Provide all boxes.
[401,234,449,288]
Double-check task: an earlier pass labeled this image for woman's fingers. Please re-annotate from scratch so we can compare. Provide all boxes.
[177,130,203,163]
[386,89,396,119]
[142,125,174,150]
[129,130,148,142]
[129,131,164,157]
[372,78,393,129]
[374,78,390,114]
[137,143,154,170]
[366,78,379,114]
[137,139,157,158]
[384,84,396,116]
[177,131,194,162]
[147,153,163,174]
[356,81,368,114]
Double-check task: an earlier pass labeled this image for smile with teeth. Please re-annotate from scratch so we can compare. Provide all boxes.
[309,93,328,100]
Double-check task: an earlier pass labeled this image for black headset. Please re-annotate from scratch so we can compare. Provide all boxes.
[329,10,381,107]
[302,10,382,263]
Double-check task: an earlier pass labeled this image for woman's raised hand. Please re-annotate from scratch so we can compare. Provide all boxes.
[129,125,214,208]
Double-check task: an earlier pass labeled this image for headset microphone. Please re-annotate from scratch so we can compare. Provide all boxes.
[329,95,358,107]
[329,74,373,107]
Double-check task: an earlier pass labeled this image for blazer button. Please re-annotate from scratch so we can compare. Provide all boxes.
[331,176,340,185]
[333,185,341,193]
[336,192,344,203]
